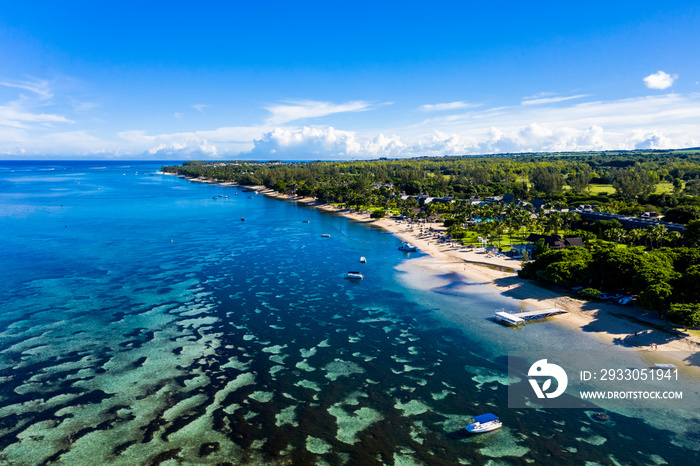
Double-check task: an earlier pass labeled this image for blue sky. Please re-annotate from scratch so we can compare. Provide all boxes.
[1,1,699,159]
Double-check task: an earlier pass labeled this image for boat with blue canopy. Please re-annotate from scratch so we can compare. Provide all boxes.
[466,413,502,433]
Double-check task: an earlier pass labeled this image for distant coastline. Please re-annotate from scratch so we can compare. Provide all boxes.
[161,171,700,367]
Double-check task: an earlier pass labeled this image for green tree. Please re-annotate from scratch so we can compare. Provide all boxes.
[645,224,668,249]
[684,220,700,247]
[604,228,626,244]
[672,178,684,196]
[637,282,673,311]
[683,178,700,195]
[567,166,593,194]
[663,205,700,224]
[611,168,659,201]
[627,229,644,246]
[675,265,700,303]
[540,260,591,287]
[591,247,645,290]
[530,166,564,196]
[668,304,700,327]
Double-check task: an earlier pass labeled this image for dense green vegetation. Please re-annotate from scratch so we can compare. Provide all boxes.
[163,149,700,324]
[163,150,700,211]
[519,246,700,315]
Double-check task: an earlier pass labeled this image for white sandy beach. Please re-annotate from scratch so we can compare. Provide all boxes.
[163,175,700,364]
[260,188,700,360]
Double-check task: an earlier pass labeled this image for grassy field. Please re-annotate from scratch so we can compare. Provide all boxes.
[654,182,676,194]
[582,182,676,195]
[586,184,615,194]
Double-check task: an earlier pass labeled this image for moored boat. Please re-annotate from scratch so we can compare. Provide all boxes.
[466,413,502,433]
[654,363,677,370]
[345,271,364,280]
[321,234,331,238]
[398,242,418,252]
[360,256,367,263]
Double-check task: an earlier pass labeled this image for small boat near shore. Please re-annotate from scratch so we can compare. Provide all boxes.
[345,271,364,280]
[360,257,367,263]
[654,363,677,370]
[398,242,418,252]
[321,234,331,238]
[466,413,502,433]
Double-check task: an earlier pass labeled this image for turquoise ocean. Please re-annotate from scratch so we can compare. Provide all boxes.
[0,161,698,465]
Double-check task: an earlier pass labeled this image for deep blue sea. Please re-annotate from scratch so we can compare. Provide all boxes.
[0,161,698,465]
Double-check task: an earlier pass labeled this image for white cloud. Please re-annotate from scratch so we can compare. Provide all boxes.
[70,99,97,112]
[0,78,72,130]
[0,104,73,129]
[148,140,218,157]
[264,100,374,125]
[248,126,358,158]
[174,112,183,120]
[420,101,478,112]
[246,126,406,159]
[643,71,677,90]
[117,126,268,158]
[521,94,589,106]
[629,130,674,150]
[120,130,219,157]
[0,78,53,100]
[192,104,207,112]
[2,72,700,159]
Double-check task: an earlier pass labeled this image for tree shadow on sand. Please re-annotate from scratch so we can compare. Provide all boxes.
[491,276,698,352]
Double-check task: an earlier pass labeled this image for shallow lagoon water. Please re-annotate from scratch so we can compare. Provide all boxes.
[0,161,698,465]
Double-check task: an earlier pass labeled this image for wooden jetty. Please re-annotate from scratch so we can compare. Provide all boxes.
[494,308,567,326]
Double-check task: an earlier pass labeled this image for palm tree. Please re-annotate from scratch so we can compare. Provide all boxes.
[645,225,668,249]
[655,225,668,248]
[668,231,682,247]
[563,211,580,234]
[604,228,626,244]
[627,228,644,246]
[546,211,564,235]
[493,219,506,248]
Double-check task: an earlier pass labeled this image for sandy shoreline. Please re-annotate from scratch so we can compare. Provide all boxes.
[163,175,700,366]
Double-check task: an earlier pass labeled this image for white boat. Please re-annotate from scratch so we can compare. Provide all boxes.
[360,257,367,263]
[465,413,502,433]
[655,363,677,370]
[321,234,331,238]
[345,271,364,280]
[398,242,418,252]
